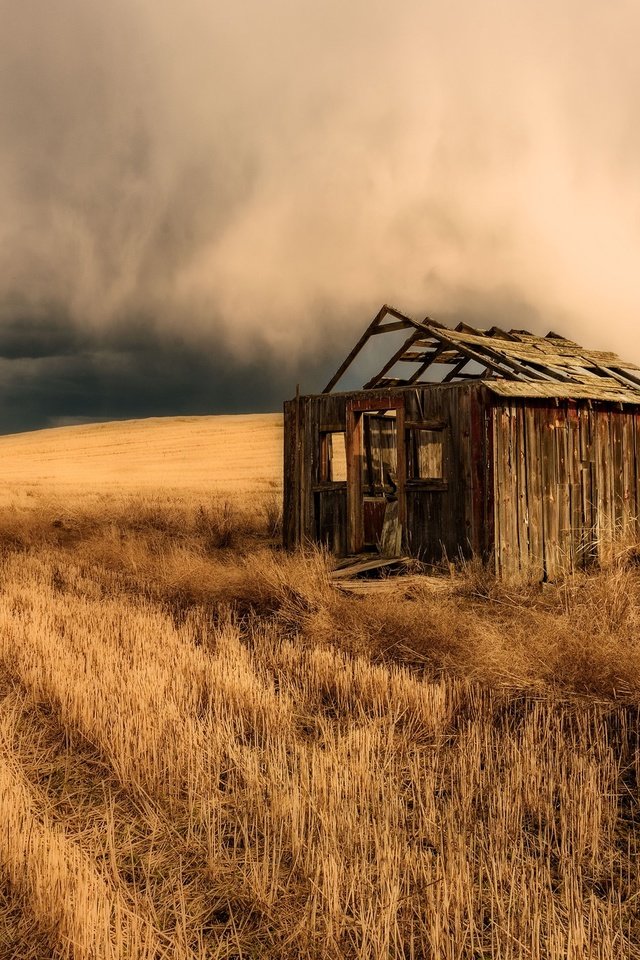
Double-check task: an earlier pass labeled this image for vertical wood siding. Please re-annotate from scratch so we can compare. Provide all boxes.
[492,401,640,579]
[284,383,493,562]
[286,388,640,577]
[283,393,348,549]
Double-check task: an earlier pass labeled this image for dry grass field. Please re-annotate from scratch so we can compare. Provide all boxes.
[0,414,283,495]
[1,414,640,958]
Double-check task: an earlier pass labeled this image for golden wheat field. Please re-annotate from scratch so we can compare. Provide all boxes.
[0,414,283,495]
[1,414,640,959]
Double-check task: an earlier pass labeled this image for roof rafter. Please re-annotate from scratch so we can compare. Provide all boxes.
[322,304,416,394]
[321,304,640,403]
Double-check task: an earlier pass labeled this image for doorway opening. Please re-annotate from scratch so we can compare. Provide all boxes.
[346,397,405,555]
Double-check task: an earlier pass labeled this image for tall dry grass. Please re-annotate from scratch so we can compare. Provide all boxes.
[0,489,639,957]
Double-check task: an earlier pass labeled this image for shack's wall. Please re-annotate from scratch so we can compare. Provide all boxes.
[283,383,494,561]
[283,390,348,553]
[402,382,493,561]
[492,399,640,579]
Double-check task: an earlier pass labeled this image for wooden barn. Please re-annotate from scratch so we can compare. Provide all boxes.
[284,305,640,578]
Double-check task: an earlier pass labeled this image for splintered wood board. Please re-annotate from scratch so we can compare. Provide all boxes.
[334,575,452,595]
[330,556,412,579]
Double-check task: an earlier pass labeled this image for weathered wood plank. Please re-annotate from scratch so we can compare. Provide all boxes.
[500,404,518,576]
[457,385,474,558]
[331,555,412,578]
[316,488,347,554]
[595,410,611,564]
[567,402,582,569]
[620,412,633,542]
[493,406,508,576]
[523,405,543,578]
[632,413,640,539]
[578,406,595,563]
[345,402,363,554]
[540,407,559,579]
[557,409,571,571]
[282,399,297,548]
[514,402,529,572]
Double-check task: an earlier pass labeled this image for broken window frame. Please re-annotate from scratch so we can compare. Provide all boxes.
[319,430,347,484]
[405,420,449,490]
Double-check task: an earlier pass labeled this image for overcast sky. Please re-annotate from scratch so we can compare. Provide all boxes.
[1,0,639,432]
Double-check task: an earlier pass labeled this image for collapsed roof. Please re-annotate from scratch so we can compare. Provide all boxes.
[323,304,640,404]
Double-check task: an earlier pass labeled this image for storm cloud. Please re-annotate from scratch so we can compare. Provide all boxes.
[1,0,640,429]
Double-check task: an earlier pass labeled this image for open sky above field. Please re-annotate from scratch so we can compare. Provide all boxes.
[1,1,640,431]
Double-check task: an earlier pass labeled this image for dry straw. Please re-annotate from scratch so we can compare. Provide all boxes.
[0,490,639,957]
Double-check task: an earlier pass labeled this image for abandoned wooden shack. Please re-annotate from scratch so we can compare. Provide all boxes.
[283,304,640,578]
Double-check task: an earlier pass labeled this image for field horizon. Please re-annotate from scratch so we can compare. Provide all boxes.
[0,412,284,492]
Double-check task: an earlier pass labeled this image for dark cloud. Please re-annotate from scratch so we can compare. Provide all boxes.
[0,316,340,433]
[0,299,88,359]
[0,288,570,434]
[0,0,640,431]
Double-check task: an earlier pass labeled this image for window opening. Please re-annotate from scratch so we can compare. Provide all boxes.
[362,410,397,495]
[320,432,347,482]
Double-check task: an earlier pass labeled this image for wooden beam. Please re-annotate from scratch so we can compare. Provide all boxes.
[349,394,405,412]
[363,328,424,389]
[442,359,470,382]
[455,322,483,335]
[446,333,567,382]
[592,364,640,392]
[323,306,600,395]
[611,366,640,389]
[323,304,415,393]
[294,384,301,544]
[412,327,524,381]
[487,326,520,341]
[322,305,388,394]
[371,320,414,334]
[324,310,454,393]
[406,344,450,384]
[345,403,363,553]
[405,419,447,430]
[516,360,576,383]
[398,349,459,362]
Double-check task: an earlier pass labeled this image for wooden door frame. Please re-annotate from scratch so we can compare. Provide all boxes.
[346,397,406,554]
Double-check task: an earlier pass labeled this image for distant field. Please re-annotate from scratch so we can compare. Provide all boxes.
[0,413,283,493]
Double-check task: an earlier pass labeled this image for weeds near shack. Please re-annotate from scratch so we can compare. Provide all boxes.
[1,490,640,957]
[260,492,283,539]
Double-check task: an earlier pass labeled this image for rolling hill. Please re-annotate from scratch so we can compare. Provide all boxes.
[0,413,283,492]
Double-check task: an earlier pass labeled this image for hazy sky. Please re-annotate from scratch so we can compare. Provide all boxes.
[1,0,639,431]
